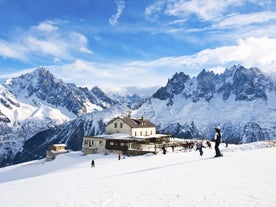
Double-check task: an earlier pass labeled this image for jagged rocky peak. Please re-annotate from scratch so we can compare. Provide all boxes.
[90,86,117,106]
[2,67,116,115]
[152,72,190,100]
[91,86,105,97]
[194,69,217,102]
[35,67,63,87]
[5,67,63,97]
[223,65,269,101]
[152,65,272,103]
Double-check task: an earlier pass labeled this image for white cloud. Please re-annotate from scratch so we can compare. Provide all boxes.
[3,36,276,93]
[217,11,276,28]
[145,0,165,20]
[0,67,37,80]
[34,21,59,32]
[53,57,62,63]
[146,0,272,21]
[123,36,276,76]
[53,59,110,78]
[79,47,93,54]
[0,41,27,60]
[70,32,88,45]
[41,36,276,91]
[109,0,125,26]
[0,20,92,63]
[144,0,242,21]
[25,36,68,58]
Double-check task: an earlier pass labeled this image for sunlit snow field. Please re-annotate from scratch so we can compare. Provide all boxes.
[1,141,276,207]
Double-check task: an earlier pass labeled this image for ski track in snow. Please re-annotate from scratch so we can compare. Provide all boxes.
[0,142,276,207]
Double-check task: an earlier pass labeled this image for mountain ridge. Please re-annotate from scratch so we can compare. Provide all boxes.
[135,65,276,144]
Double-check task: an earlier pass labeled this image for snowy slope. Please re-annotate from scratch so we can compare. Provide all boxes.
[0,141,276,207]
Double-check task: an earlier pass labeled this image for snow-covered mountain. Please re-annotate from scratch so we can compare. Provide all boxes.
[0,68,118,167]
[3,68,116,115]
[134,65,276,143]
[0,65,276,167]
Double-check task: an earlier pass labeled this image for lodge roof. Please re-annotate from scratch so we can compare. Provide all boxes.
[108,116,156,128]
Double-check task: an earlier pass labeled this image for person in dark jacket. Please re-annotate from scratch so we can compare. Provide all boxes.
[91,159,95,168]
[196,141,204,156]
[214,126,223,157]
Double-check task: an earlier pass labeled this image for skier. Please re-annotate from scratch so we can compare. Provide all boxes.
[91,159,95,168]
[196,141,204,156]
[214,126,223,157]
[118,152,121,160]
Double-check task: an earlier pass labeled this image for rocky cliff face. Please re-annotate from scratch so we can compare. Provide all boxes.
[153,65,271,103]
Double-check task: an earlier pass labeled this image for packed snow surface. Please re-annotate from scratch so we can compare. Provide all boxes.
[0,141,276,207]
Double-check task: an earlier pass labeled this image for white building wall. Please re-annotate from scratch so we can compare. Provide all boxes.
[132,127,156,137]
[105,118,157,137]
[106,118,132,135]
[83,137,106,155]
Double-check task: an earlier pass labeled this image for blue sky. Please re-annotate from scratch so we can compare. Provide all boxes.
[0,0,276,94]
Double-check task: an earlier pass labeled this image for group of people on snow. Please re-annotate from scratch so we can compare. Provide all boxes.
[195,125,224,157]
[90,125,226,167]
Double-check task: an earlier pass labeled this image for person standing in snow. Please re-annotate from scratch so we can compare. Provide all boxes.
[225,139,228,148]
[171,145,175,152]
[118,152,121,160]
[196,141,204,156]
[162,146,167,155]
[214,126,223,157]
[91,159,95,168]
[196,141,205,156]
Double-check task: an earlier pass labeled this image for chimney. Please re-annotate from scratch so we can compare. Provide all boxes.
[127,110,132,118]
[140,116,145,125]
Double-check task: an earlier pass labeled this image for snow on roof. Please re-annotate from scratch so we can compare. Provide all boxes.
[52,144,67,147]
